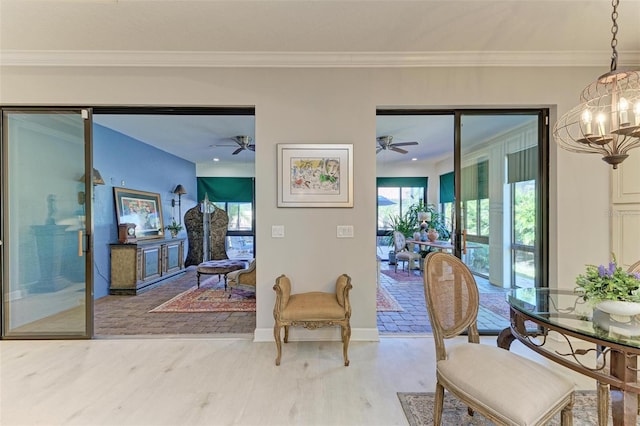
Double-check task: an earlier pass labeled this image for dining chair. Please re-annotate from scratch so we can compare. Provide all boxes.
[393,231,422,275]
[423,252,575,425]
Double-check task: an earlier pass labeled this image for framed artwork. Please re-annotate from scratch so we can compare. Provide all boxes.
[113,188,165,240]
[277,143,353,207]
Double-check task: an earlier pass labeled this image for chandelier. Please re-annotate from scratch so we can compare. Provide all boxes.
[553,0,640,169]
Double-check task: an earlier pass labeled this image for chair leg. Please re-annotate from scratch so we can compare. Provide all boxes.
[284,325,289,343]
[274,324,282,366]
[560,398,574,426]
[197,272,201,288]
[341,324,351,367]
[433,382,445,426]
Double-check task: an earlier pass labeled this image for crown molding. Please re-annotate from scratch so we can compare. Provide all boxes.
[1,50,639,68]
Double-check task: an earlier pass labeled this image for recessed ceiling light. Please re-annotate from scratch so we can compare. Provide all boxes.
[411,157,418,161]
[213,158,220,162]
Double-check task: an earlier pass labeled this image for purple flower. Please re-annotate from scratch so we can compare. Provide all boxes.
[634,272,640,280]
[598,265,609,277]
[609,262,617,275]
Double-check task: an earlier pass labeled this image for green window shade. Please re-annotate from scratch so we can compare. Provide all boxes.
[461,160,488,201]
[439,172,454,203]
[197,177,254,202]
[376,177,427,188]
[507,146,538,183]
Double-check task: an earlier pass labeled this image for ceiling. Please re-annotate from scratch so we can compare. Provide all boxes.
[3,0,640,166]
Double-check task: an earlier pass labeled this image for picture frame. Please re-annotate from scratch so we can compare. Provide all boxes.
[277,143,353,207]
[113,187,165,240]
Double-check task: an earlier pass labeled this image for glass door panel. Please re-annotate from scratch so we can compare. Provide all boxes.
[2,109,92,338]
[458,112,544,332]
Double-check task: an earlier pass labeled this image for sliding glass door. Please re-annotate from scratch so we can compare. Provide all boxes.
[457,111,547,331]
[1,108,94,338]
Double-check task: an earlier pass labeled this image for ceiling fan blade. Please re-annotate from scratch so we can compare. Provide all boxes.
[248,145,256,151]
[391,141,418,147]
[376,147,383,154]
[232,147,244,155]
[390,147,408,154]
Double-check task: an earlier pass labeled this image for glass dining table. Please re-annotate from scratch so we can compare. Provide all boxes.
[499,288,640,426]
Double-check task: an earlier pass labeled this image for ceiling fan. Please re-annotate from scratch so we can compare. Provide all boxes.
[376,135,418,154]
[216,135,255,155]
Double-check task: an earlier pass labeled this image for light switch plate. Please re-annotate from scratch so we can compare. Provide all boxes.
[337,225,354,238]
[272,225,285,238]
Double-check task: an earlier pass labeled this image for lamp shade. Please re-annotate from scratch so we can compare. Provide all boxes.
[173,184,187,195]
[79,168,105,186]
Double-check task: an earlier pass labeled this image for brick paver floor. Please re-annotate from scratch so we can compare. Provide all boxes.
[376,261,510,334]
[95,262,509,336]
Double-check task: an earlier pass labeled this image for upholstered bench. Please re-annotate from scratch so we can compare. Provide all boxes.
[196,260,245,289]
[273,274,352,366]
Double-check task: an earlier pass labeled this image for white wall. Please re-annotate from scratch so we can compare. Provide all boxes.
[0,65,612,341]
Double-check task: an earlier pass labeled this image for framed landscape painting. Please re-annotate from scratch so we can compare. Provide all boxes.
[113,188,165,239]
[277,143,353,207]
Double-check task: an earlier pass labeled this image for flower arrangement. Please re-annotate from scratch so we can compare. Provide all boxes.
[575,254,640,304]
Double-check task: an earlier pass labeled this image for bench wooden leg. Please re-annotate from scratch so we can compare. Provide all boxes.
[341,324,351,366]
[197,272,201,288]
[274,325,282,366]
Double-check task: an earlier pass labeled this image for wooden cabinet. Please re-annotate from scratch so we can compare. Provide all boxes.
[611,150,640,270]
[109,238,185,295]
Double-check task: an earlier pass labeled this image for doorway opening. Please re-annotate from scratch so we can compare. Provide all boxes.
[375,109,548,335]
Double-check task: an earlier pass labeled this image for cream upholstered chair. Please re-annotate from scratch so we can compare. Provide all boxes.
[226,259,256,291]
[423,252,575,426]
[273,274,352,366]
[393,231,422,274]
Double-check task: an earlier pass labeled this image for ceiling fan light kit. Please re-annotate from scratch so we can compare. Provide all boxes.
[553,0,640,169]
[376,135,419,155]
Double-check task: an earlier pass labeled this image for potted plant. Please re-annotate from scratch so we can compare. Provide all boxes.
[407,201,451,241]
[575,254,640,317]
[165,219,183,238]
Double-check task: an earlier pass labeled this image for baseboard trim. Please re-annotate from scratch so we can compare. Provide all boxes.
[254,327,379,342]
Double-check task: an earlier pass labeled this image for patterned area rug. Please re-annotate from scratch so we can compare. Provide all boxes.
[150,284,256,313]
[381,268,423,282]
[398,391,608,426]
[377,286,403,312]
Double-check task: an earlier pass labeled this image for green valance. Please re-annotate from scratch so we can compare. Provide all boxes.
[461,160,489,201]
[507,146,538,183]
[376,177,428,188]
[197,177,254,202]
[439,172,455,203]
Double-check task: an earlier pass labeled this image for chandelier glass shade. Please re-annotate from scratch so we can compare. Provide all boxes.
[553,0,640,169]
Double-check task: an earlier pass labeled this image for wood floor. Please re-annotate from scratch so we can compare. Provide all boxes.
[0,336,596,426]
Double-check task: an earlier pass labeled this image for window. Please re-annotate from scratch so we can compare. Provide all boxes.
[376,177,427,256]
[507,147,538,288]
[199,177,255,259]
[460,160,490,276]
[376,177,427,231]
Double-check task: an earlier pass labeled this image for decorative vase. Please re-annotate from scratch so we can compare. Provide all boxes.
[170,230,178,238]
[595,300,640,322]
[427,229,439,242]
